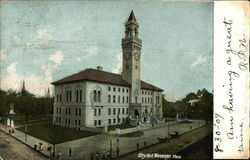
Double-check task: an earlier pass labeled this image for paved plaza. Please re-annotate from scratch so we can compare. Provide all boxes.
[0,120,206,160]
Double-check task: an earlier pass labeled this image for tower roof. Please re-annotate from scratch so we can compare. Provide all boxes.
[128,10,137,22]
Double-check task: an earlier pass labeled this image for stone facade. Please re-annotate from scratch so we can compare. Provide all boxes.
[52,11,163,129]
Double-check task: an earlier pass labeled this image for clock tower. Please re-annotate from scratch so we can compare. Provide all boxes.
[122,10,142,105]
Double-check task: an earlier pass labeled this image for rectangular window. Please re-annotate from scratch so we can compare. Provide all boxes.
[80,90,82,102]
[75,108,78,116]
[94,108,97,116]
[75,120,77,125]
[66,91,68,102]
[113,118,116,124]
[118,88,120,92]
[94,120,97,126]
[122,108,125,114]
[118,118,120,123]
[76,90,79,102]
[56,107,58,114]
[65,118,67,124]
[118,96,120,103]
[122,118,125,123]
[126,108,128,114]
[108,108,111,115]
[122,88,125,92]
[108,95,111,103]
[126,89,128,93]
[127,96,129,103]
[108,87,111,91]
[113,108,116,115]
[68,118,70,124]
[69,108,71,115]
[59,117,61,123]
[98,108,101,116]
[79,108,81,116]
[60,94,62,102]
[69,91,72,102]
[108,119,111,124]
[142,97,144,103]
[66,108,68,115]
[98,120,101,125]
[113,95,116,103]
[59,107,61,114]
[113,87,116,92]
[78,120,81,126]
[118,108,120,114]
[122,96,125,103]
[56,95,59,102]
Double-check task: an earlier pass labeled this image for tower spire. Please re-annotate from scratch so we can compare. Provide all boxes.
[47,87,50,98]
[128,10,137,22]
[21,80,26,94]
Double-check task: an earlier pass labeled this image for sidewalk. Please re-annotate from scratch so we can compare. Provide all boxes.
[0,120,207,160]
[0,123,52,159]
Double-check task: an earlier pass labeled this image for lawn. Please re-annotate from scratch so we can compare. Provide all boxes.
[0,114,52,125]
[16,122,99,144]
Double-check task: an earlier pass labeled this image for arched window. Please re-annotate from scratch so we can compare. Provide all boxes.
[93,90,97,102]
[108,95,111,103]
[113,95,116,103]
[98,91,101,102]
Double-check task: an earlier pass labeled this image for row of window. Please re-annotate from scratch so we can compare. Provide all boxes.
[142,97,153,104]
[55,117,81,126]
[56,94,62,102]
[142,90,153,95]
[94,118,126,126]
[108,118,125,125]
[108,108,128,115]
[108,87,129,93]
[56,90,83,103]
[108,95,129,103]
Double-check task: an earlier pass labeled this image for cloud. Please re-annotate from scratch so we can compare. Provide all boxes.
[0,49,7,61]
[48,51,64,65]
[85,46,97,56]
[36,29,51,40]
[0,62,52,96]
[191,56,206,68]
[76,57,81,62]
[112,52,122,74]
[164,93,184,102]
[1,51,64,96]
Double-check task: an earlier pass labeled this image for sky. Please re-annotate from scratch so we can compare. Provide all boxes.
[0,0,213,102]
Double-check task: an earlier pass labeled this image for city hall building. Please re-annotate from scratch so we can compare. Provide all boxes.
[52,11,163,129]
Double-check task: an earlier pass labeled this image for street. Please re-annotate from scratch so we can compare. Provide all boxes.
[0,130,48,160]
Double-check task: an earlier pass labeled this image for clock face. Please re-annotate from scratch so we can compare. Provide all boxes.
[124,52,130,60]
[134,52,140,61]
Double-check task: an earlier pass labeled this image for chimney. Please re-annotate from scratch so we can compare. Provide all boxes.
[97,66,103,71]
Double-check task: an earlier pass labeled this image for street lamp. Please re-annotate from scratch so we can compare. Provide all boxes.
[109,131,112,158]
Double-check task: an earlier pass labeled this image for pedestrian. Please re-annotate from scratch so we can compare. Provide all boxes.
[34,141,37,150]
[107,151,112,160]
[95,152,100,160]
[69,147,72,157]
[57,151,62,160]
[51,148,55,158]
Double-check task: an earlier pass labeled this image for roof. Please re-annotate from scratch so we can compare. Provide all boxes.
[51,68,163,91]
[128,10,137,22]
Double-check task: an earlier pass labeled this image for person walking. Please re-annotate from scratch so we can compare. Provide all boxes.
[57,151,62,160]
[69,147,72,157]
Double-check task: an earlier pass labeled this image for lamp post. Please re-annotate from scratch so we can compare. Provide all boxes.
[109,131,112,158]
[116,138,119,158]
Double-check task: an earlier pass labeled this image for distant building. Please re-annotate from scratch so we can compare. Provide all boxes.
[51,11,163,129]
